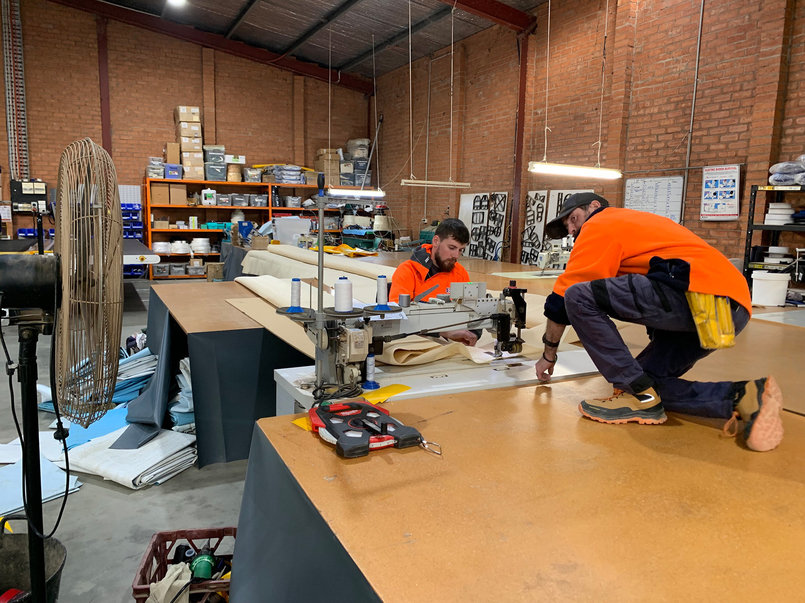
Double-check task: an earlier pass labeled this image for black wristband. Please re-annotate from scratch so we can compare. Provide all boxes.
[542,352,557,364]
[542,334,560,348]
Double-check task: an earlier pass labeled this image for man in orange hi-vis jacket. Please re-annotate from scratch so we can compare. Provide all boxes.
[389,218,479,346]
[534,192,783,452]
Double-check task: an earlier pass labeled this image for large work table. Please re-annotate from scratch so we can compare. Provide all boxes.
[231,374,805,600]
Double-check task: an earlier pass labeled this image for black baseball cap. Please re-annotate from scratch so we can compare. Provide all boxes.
[545,192,609,239]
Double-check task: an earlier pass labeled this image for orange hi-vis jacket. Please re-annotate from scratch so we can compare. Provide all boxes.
[546,207,751,323]
[389,244,470,302]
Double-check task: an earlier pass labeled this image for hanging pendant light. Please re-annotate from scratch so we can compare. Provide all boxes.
[530,0,622,181]
[528,161,621,179]
[400,1,471,189]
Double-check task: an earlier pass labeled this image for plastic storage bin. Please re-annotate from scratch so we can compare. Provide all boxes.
[751,271,790,306]
[152,264,170,277]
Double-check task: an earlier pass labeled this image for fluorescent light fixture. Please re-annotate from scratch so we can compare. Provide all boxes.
[167,0,187,7]
[400,179,472,189]
[528,161,622,180]
[327,188,386,199]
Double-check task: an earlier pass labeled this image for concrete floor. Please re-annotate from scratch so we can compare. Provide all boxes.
[0,278,246,602]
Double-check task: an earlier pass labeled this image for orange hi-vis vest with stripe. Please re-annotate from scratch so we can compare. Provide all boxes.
[389,244,470,302]
[552,207,751,313]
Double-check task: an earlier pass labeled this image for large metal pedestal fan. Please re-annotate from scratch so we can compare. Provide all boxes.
[0,139,123,600]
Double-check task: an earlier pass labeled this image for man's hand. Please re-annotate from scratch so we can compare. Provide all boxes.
[439,329,478,346]
[535,355,555,382]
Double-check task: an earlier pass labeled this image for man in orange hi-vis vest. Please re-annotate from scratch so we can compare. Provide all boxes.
[534,192,783,452]
[389,218,479,346]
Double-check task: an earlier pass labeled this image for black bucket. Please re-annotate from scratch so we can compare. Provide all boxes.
[0,517,66,603]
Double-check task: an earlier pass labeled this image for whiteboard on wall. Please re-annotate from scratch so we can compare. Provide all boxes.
[624,177,683,222]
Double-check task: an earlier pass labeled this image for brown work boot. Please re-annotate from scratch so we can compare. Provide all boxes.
[722,376,784,452]
[579,388,667,425]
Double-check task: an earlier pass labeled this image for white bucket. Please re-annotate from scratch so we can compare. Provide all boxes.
[751,271,790,306]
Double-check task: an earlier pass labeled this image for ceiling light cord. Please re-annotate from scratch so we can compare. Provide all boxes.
[542,0,551,162]
[372,34,381,186]
[594,0,610,168]
[328,26,332,152]
[449,2,456,182]
[408,0,415,180]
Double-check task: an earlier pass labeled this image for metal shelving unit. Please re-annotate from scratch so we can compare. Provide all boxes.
[742,185,805,280]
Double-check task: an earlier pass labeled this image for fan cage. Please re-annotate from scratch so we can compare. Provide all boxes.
[54,138,124,427]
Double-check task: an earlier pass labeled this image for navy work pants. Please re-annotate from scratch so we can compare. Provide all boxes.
[564,274,750,419]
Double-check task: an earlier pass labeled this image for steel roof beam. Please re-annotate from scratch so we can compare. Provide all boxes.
[338,5,452,72]
[436,0,536,33]
[281,0,367,58]
[47,0,373,94]
[225,0,260,39]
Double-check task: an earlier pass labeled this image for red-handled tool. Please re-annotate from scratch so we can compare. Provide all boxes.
[310,399,441,458]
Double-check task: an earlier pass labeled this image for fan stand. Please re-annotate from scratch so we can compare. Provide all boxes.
[0,253,59,601]
[16,317,52,601]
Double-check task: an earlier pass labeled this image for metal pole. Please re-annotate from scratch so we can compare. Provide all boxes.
[18,324,47,601]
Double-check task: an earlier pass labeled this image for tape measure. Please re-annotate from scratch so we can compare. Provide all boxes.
[310,399,439,458]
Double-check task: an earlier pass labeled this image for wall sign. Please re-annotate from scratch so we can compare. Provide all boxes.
[700,164,740,221]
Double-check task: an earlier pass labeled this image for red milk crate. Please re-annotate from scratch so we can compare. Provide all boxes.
[132,527,237,602]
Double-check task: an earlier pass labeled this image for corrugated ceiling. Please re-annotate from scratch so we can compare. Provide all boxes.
[98,0,542,79]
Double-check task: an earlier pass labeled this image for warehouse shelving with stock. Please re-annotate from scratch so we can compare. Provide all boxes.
[742,184,805,282]
[145,179,346,279]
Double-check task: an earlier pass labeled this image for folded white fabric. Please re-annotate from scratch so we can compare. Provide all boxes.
[59,427,196,489]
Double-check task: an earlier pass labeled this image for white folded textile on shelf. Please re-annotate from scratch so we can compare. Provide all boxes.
[58,426,196,489]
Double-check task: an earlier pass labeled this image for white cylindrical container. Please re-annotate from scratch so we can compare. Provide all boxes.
[290,277,301,308]
[376,275,388,305]
[751,270,790,306]
[334,277,353,312]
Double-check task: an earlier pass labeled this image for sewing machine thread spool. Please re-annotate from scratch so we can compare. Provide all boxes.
[334,276,353,312]
[398,293,410,308]
[363,353,380,389]
[288,277,303,312]
[373,275,393,311]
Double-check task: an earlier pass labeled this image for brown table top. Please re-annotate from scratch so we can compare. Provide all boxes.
[151,281,261,334]
[257,375,805,601]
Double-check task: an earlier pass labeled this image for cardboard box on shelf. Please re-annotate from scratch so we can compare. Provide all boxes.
[166,142,180,165]
[181,151,204,166]
[176,121,202,139]
[189,257,204,267]
[225,154,246,164]
[174,105,200,122]
[169,184,187,205]
[179,136,203,152]
[151,183,170,205]
[183,166,204,180]
[153,219,170,229]
[206,262,224,281]
[340,160,354,174]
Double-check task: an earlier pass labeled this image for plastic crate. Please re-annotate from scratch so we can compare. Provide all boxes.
[132,527,236,602]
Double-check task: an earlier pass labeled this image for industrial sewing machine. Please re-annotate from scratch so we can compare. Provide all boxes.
[279,278,527,401]
[276,173,526,401]
[535,237,573,272]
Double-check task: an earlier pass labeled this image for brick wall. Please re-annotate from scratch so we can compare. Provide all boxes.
[6,0,368,203]
[378,0,805,260]
[6,0,805,259]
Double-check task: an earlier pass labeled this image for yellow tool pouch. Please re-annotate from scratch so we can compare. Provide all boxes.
[685,291,735,349]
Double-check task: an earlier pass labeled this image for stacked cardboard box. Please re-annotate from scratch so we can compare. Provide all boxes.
[314,148,339,187]
[174,106,204,180]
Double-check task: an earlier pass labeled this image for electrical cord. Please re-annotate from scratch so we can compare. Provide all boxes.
[0,292,70,540]
[312,381,364,404]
